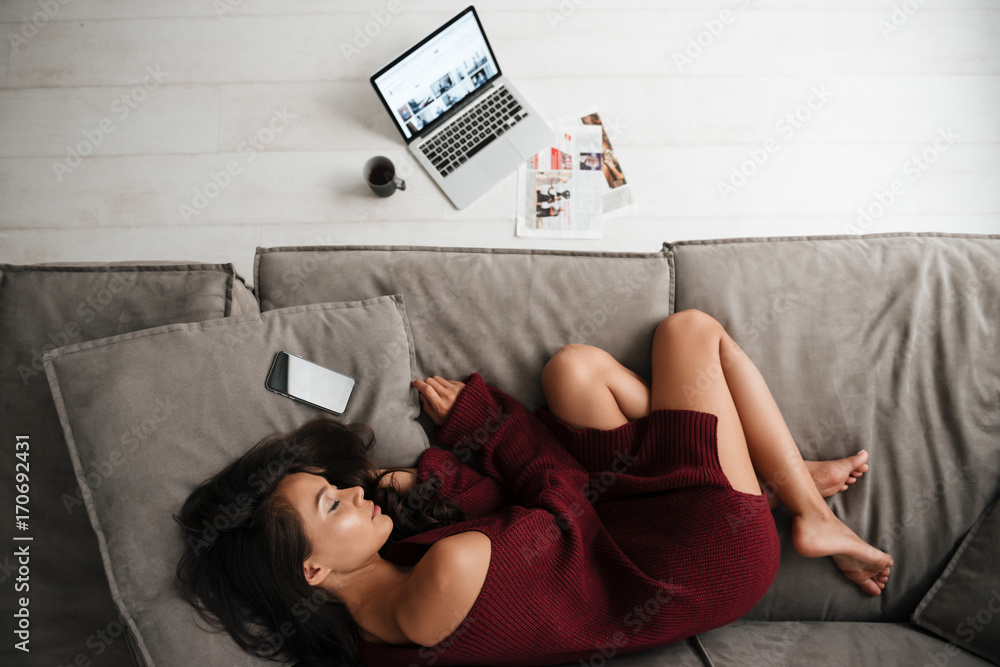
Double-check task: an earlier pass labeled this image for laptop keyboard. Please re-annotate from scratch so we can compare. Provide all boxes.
[419,86,528,178]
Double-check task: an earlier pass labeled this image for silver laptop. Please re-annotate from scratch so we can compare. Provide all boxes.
[370,5,555,210]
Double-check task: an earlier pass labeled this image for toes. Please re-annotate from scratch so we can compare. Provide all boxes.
[859,579,882,596]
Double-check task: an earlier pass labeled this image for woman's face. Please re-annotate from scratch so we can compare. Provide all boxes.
[277,472,390,588]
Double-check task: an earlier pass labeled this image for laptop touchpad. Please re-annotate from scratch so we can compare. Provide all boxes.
[475,138,522,178]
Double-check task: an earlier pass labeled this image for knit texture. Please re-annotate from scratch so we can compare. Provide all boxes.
[358,373,780,666]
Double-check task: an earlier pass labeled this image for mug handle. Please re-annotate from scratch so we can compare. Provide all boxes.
[393,177,406,191]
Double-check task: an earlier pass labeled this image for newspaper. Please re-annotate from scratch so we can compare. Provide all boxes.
[516,107,637,238]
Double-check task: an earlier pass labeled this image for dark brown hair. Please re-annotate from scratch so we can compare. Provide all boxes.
[173,414,466,666]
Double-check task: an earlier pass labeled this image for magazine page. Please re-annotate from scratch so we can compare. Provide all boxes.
[574,107,638,221]
[516,123,604,238]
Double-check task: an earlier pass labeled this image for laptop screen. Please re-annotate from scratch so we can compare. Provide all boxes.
[371,6,501,142]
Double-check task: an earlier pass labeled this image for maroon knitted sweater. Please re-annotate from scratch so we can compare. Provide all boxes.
[357,372,779,666]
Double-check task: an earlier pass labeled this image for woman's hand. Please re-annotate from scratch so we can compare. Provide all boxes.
[411,376,466,426]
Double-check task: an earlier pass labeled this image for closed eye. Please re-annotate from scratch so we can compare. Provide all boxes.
[328,499,339,513]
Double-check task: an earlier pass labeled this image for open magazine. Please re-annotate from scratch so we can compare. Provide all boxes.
[516,107,637,238]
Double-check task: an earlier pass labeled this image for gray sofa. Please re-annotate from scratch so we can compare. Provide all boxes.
[2,232,998,667]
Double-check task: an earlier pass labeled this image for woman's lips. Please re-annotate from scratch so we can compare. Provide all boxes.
[371,502,380,519]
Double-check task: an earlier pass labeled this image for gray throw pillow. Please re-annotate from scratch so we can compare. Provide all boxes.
[911,495,1000,665]
[41,295,426,666]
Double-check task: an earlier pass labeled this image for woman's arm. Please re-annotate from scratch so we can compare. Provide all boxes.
[413,372,588,505]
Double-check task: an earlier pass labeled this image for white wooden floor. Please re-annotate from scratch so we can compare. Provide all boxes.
[1,1,998,283]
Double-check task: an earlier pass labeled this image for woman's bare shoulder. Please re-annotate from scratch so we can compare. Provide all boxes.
[431,531,492,561]
[399,531,491,646]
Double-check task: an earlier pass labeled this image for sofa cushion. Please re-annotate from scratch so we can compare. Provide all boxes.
[911,494,1000,665]
[696,620,993,667]
[671,232,1000,623]
[0,262,255,666]
[41,295,424,667]
[253,245,673,412]
[550,637,709,667]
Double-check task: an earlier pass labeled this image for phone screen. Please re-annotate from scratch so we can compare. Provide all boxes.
[266,351,355,415]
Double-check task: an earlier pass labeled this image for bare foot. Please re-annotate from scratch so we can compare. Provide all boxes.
[765,450,870,510]
[791,511,893,596]
[807,450,869,498]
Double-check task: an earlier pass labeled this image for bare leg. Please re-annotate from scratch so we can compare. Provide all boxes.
[541,343,870,510]
[541,343,650,430]
[649,310,892,596]
[759,455,869,511]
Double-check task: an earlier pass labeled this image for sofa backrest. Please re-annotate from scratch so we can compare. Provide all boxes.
[254,245,673,412]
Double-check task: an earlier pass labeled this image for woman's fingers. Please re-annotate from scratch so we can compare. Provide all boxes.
[413,378,449,407]
[412,378,434,394]
[422,376,455,399]
[430,376,462,395]
[430,377,455,399]
[412,379,444,425]
[412,377,465,414]
[413,378,444,400]
[429,376,452,393]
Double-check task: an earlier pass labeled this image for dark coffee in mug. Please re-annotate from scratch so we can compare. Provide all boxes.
[363,156,406,197]
[368,165,393,186]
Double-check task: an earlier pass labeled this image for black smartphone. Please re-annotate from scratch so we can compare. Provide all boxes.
[265,351,355,416]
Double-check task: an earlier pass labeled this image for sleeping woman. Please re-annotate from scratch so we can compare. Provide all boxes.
[174,308,892,667]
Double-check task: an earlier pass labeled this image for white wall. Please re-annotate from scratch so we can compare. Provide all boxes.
[0,0,997,281]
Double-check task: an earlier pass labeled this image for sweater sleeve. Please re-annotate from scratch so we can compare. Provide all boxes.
[432,372,588,506]
[415,446,512,519]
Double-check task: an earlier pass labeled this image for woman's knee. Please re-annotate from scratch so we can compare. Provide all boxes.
[655,309,724,344]
[542,343,604,388]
